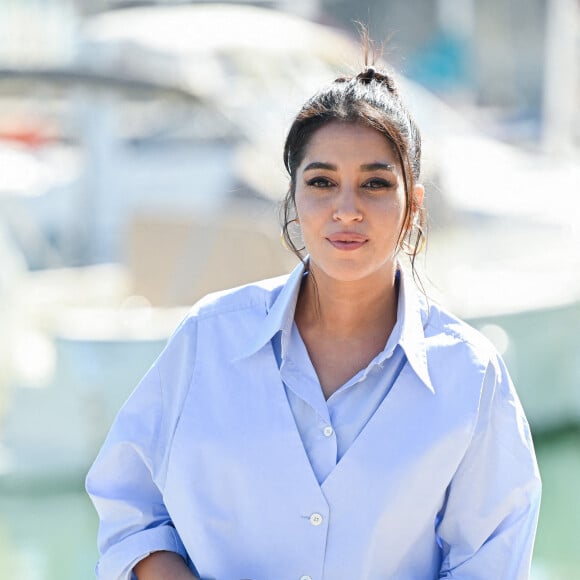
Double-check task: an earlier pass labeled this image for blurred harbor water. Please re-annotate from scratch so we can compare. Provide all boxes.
[533,430,580,580]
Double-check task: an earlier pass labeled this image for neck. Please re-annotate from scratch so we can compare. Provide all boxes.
[295,263,399,340]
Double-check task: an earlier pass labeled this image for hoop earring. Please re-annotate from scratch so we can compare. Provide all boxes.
[280,229,290,251]
[280,218,305,253]
[401,222,425,256]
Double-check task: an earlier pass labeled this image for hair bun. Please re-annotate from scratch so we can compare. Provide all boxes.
[356,67,398,95]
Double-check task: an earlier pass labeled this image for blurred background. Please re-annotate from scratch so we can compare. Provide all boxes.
[0,0,578,578]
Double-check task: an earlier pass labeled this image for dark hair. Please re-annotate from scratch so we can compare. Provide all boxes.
[281,66,426,277]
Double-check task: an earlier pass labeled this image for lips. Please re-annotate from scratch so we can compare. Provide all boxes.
[326,232,368,251]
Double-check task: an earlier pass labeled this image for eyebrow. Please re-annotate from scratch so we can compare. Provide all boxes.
[302,161,396,172]
[361,162,396,172]
[303,161,337,171]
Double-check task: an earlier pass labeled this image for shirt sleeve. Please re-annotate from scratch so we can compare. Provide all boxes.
[85,316,197,580]
[437,353,542,580]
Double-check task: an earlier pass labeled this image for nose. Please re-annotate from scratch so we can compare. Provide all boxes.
[333,187,362,222]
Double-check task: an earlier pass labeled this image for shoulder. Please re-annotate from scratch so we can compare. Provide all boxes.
[188,273,290,319]
[157,272,291,376]
[423,300,501,379]
[416,301,519,433]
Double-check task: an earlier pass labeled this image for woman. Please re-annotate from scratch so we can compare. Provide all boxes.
[86,66,541,579]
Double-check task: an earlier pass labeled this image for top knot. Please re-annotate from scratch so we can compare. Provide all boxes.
[355,67,398,95]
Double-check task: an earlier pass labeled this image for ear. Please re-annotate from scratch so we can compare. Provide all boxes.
[412,184,425,212]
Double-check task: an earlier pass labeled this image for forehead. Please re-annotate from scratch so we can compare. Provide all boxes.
[301,121,399,168]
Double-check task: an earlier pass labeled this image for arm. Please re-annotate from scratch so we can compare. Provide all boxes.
[86,317,198,579]
[134,551,198,580]
[437,355,541,579]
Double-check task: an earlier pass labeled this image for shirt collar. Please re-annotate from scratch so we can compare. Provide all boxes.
[234,260,304,361]
[396,267,435,393]
[235,260,435,394]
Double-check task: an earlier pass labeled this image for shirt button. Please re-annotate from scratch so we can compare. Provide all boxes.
[323,426,334,437]
[309,513,323,526]
[300,576,312,580]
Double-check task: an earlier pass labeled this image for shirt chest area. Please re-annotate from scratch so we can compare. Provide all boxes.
[163,346,476,500]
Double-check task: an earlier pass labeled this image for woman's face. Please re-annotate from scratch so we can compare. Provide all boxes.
[294,121,423,285]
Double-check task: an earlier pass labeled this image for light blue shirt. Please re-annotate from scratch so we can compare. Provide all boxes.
[86,262,541,580]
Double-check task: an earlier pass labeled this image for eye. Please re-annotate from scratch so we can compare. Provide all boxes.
[363,178,394,190]
[306,176,335,188]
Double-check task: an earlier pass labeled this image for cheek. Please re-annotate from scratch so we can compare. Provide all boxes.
[377,198,408,243]
[392,192,409,223]
[378,194,406,220]
[295,192,323,225]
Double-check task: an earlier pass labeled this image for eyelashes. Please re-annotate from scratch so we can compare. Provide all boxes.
[364,178,395,189]
[306,177,334,188]
[305,177,395,190]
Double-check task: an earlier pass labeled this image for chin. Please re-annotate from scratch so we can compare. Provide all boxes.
[310,258,395,285]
